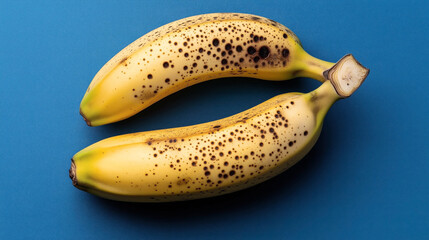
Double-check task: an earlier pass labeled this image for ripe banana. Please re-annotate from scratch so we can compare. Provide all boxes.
[80,12,340,126]
[70,55,369,202]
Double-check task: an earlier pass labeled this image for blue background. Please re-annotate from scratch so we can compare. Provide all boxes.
[1,0,428,239]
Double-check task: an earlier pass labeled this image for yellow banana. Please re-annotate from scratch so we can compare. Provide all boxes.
[80,12,340,126]
[70,55,369,202]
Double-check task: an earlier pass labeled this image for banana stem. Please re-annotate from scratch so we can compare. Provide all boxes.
[306,81,340,123]
[295,51,335,82]
[306,54,370,121]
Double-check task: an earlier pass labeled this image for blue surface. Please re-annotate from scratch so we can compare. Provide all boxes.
[1,0,428,239]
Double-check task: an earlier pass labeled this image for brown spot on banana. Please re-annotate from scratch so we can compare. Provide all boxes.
[119,57,128,65]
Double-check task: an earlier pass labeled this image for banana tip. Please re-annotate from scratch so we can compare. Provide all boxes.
[69,159,78,187]
[79,108,92,126]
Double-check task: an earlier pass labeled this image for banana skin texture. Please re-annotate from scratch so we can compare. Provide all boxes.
[70,55,369,202]
[80,13,335,126]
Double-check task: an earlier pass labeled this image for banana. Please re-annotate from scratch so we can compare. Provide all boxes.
[80,12,340,126]
[70,55,369,202]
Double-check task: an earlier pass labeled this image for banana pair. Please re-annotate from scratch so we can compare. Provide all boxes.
[70,13,369,202]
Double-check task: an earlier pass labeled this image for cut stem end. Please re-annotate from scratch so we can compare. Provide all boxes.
[69,159,78,187]
[323,54,369,98]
